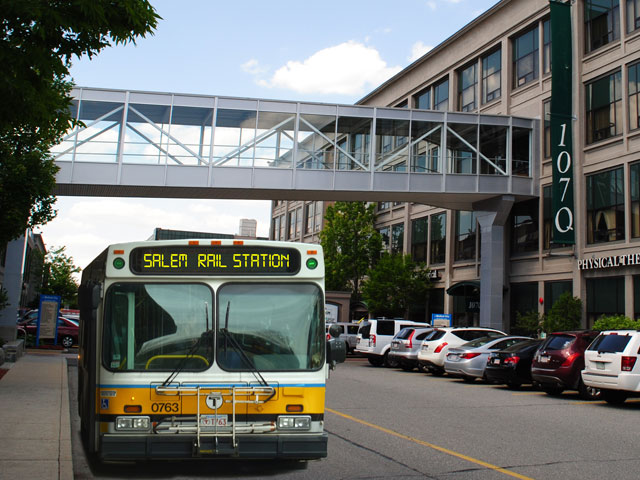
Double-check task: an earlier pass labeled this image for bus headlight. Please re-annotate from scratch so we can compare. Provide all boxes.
[277,415,311,431]
[115,416,150,431]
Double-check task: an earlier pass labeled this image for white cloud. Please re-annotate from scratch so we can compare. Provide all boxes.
[427,1,437,10]
[408,41,434,62]
[241,58,267,75]
[259,41,402,96]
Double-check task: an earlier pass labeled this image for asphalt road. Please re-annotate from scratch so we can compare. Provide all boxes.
[67,356,640,479]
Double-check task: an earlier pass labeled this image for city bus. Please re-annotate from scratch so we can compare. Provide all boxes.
[77,239,345,461]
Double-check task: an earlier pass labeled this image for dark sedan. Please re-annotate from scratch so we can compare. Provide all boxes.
[485,339,543,389]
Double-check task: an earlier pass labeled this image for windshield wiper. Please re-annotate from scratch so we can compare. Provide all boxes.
[219,301,273,397]
[161,302,212,387]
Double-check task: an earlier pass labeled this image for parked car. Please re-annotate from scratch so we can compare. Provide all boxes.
[444,335,531,381]
[388,327,435,371]
[531,330,600,400]
[356,318,430,367]
[17,315,79,348]
[417,327,506,375]
[582,330,640,404]
[325,322,360,354]
[485,339,543,389]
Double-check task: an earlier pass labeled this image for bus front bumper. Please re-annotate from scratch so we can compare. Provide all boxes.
[100,433,328,460]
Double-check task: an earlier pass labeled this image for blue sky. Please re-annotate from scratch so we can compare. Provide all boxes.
[39,0,500,269]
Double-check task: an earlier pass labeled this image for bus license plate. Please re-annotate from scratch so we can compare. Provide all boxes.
[200,415,228,428]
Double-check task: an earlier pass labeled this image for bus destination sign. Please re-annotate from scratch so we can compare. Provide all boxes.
[129,246,301,275]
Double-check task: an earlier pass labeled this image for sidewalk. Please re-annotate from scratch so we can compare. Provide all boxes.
[0,351,73,480]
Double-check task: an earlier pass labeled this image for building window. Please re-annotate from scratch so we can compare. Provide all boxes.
[587,167,625,244]
[511,199,539,255]
[586,70,622,144]
[543,100,551,159]
[482,49,501,104]
[396,100,408,108]
[455,211,477,261]
[314,201,322,233]
[288,210,296,239]
[295,207,302,237]
[414,87,431,110]
[543,18,551,75]
[430,212,446,265]
[434,78,449,111]
[391,223,404,254]
[378,201,391,212]
[279,214,286,240]
[379,226,390,251]
[587,276,625,327]
[635,275,640,318]
[544,281,572,315]
[629,62,640,131]
[631,162,640,237]
[513,27,539,88]
[585,0,620,53]
[458,63,477,112]
[411,217,428,263]
[273,216,280,240]
[305,202,315,234]
[510,283,539,333]
[628,0,640,32]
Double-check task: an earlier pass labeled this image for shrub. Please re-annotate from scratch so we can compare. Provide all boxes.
[543,292,582,333]
[513,310,543,337]
[592,315,640,331]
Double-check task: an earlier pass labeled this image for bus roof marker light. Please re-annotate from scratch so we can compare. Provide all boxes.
[306,258,318,270]
[113,257,125,269]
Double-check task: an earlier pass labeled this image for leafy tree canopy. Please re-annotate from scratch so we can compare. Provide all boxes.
[42,246,80,308]
[543,291,583,333]
[361,253,431,319]
[592,315,640,331]
[319,201,382,296]
[0,0,160,245]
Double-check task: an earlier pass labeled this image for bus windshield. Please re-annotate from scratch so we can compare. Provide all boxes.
[217,283,324,371]
[103,283,214,371]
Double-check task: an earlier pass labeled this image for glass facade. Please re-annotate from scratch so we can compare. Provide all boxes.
[455,211,477,261]
[586,70,622,144]
[513,27,539,88]
[632,162,640,238]
[585,0,620,53]
[629,62,640,131]
[411,217,428,263]
[430,212,447,265]
[511,199,539,255]
[458,63,477,112]
[586,167,625,244]
[587,276,625,327]
[482,49,501,104]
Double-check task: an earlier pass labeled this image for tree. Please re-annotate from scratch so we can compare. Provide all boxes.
[543,292,583,333]
[0,0,160,245]
[593,315,640,331]
[361,253,431,319]
[513,310,543,337]
[319,202,382,297]
[42,246,80,308]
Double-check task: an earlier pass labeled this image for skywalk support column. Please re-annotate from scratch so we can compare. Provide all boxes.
[474,195,514,332]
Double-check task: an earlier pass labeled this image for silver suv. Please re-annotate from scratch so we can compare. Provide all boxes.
[356,318,430,367]
[389,327,435,371]
[325,322,360,354]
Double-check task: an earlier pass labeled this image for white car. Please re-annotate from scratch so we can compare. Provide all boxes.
[417,327,506,375]
[582,330,640,404]
[355,318,430,367]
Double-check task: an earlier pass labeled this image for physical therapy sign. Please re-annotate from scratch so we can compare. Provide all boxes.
[550,0,575,244]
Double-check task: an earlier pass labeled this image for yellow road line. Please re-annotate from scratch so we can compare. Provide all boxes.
[511,392,546,396]
[326,408,534,480]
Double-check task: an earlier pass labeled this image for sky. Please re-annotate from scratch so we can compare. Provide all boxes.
[35,0,501,271]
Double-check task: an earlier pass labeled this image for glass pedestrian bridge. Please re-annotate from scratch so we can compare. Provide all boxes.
[53,87,539,210]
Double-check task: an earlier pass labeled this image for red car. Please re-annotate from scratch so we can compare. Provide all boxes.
[17,315,79,349]
[531,330,600,400]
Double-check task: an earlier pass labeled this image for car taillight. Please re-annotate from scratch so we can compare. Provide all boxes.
[371,334,376,347]
[561,352,579,367]
[503,355,520,365]
[622,356,637,372]
[434,342,448,354]
[407,331,416,349]
[461,352,481,360]
[326,333,331,340]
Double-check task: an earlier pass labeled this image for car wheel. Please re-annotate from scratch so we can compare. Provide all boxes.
[61,335,74,349]
[542,385,564,396]
[429,367,445,376]
[368,356,384,367]
[602,389,628,405]
[462,376,476,383]
[578,379,601,400]
[400,364,414,372]
[383,352,399,368]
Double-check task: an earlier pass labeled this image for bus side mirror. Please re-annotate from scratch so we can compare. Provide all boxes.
[326,338,346,369]
[328,324,341,339]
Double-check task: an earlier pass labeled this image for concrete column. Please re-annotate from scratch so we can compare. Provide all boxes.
[0,235,27,342]
[474,196,514,332]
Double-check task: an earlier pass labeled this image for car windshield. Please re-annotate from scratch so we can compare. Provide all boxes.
[216,283,324,372]
[543,334,575,350]
[103,283,213,371]
[395,328,414,340]
[588,334,632,353]
[463,336,496,348]
[359,323,372,339]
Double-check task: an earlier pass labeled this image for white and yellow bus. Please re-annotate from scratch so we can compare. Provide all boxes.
[77,239,345,461]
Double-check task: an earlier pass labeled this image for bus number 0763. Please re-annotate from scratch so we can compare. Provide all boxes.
[151,402,180,413]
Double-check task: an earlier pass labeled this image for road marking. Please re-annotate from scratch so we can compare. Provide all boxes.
[511,391,546,396]
[326,408,534,480]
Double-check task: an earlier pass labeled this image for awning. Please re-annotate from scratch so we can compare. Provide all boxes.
[446,280,480,296]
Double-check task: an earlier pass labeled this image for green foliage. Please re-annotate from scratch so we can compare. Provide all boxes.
[592,315,640,331]
[42,246,80,308]
[361,253,431,318]
[543,292,583,333]
[0,0,160,245]
[320,202,382,297]
[513,310,543,337]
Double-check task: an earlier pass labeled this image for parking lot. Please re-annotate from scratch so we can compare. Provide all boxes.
[69,356,640,479]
